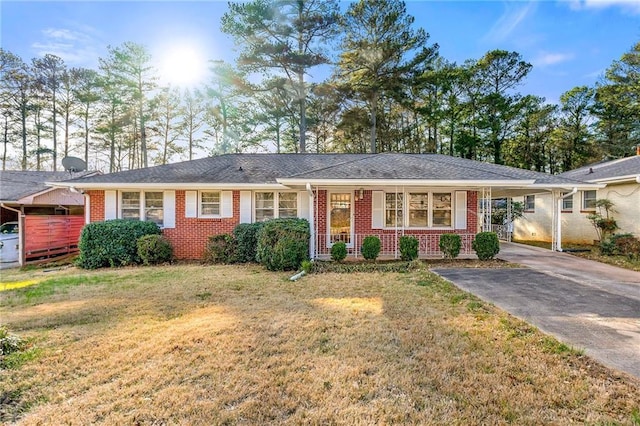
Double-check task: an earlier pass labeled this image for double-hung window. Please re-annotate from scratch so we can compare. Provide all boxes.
[200,191,221,217]
[385,193,403,227]
[582,190,597,210]
[562,192,573,211]
[408,193,429,227]
[432,193,452,227]
[121,191,164,226]
[524,195,535,212]
[255,192,298,221]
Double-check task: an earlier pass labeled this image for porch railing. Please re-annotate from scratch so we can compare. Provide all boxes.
[315,233,475,258]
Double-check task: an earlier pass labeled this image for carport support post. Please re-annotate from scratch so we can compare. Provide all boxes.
[555,188,578,252]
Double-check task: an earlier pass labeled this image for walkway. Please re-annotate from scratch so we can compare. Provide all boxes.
[433,242,640,379]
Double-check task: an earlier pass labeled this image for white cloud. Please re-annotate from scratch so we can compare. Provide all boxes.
[483,2,538,42]
[32,26,102,67]
[567,0,640,14]
[532,51,575,67]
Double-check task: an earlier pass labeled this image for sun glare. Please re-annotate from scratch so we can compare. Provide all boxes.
[159,44,208,88]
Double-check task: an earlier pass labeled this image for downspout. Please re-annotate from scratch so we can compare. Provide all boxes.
[636,176,640,184]
[306,183,315,260]
[555,188,578,252]
[1,203,24,267]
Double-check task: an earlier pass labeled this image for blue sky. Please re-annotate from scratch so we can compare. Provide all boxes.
[1,0,639,105]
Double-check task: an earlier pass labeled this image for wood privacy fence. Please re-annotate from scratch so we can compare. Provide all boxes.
[24,215,84,263]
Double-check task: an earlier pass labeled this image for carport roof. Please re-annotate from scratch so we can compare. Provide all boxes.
[0,170,91,202]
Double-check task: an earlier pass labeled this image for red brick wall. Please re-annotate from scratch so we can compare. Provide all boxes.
[86,190,240,260]
[163,190,240,259]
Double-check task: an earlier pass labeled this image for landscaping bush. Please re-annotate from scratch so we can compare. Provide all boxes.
[0,325,24,358]
[77,220,161,269]
[233,222,263,263]
[472,232,500,260]
[256,218,309,271]
[600,233,640,259]
[439,234,462,259]
[137,234,173,265]
[203,234,236,264]
[361,236,381,261]
[330,241,348,262]
[399,236,419,261]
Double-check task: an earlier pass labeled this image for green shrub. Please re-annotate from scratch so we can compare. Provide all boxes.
[77,220,161,269]
[601,233,640,259]
[399,236,419,261]
[203,234,236,264]
[137,234,173,265]
[233,222,263,263]
[361,236,381,261]
[439,234,462,259]
[330,241,348,262]
[472,232,500,260]
[256,218,310,271]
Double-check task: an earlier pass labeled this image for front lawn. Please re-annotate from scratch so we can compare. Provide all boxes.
[1,264,639,424]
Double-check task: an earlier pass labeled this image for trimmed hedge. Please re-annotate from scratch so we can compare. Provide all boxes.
[399,236,419,261]
[203,234,236,264]
[77,220,161,269]
[439,234,462,259]
[361,236,381,261]
[330,242,348,262]
[256,218,310,271]
[137,234,173,265]
[472,232,500,260]
[233,222,263,263]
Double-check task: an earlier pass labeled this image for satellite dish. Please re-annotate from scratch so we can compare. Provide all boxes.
[62,156,87,173]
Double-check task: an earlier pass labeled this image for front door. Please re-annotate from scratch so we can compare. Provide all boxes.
[329,192,353,247]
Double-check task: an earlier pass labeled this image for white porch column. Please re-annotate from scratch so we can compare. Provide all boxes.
[481,187,492,232]
[306,183,315,259]
[555,188,578,252]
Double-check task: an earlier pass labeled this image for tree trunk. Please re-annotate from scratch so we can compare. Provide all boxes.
[370,92,378,154]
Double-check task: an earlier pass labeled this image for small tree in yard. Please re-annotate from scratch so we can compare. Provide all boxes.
[587,199,618,242]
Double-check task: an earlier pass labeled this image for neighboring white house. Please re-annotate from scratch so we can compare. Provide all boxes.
[514,154,640,246]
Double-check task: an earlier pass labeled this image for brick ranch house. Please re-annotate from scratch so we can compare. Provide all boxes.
[49,153,601,259]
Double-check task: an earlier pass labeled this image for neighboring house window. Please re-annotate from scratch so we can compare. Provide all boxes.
[432,193,452,227]
[582,190,597,210]
[254,192,298,222]
[122,192,141,220]
[385,193,403,227]
[562,192,573,211]
[524,195,535,212]
[121,191,164,226]
[408,193,429,227]
[200,191,221,217]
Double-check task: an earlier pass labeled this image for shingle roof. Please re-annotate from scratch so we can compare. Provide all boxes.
[59,153,593,187]
[0,170,90,202]
[560,156,640,182]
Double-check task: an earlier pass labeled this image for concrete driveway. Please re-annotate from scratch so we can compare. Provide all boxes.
[433,242,640,379]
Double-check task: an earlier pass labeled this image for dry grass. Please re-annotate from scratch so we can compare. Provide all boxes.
[1,264,639,425]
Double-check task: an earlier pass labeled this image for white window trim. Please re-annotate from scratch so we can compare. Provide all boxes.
[524,194,535,212]
[199,190,222,218]
[118,190,165,227]
[562,192,574,212]
[253,191,299,222]
[380,190,455,230]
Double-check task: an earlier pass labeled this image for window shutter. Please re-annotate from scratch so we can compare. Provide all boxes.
[221,191,233,218]
[372,191,384,229]
[185,191,197,218]
[455,191,467,230]
[105,190,117,220]
[239,191,252,223]
[298,191,309,220]
[163,191,175,228]
[85,194,91,224]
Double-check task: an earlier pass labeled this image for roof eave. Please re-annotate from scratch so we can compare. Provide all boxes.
[46,182,288,190]
[587,175,640,185]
